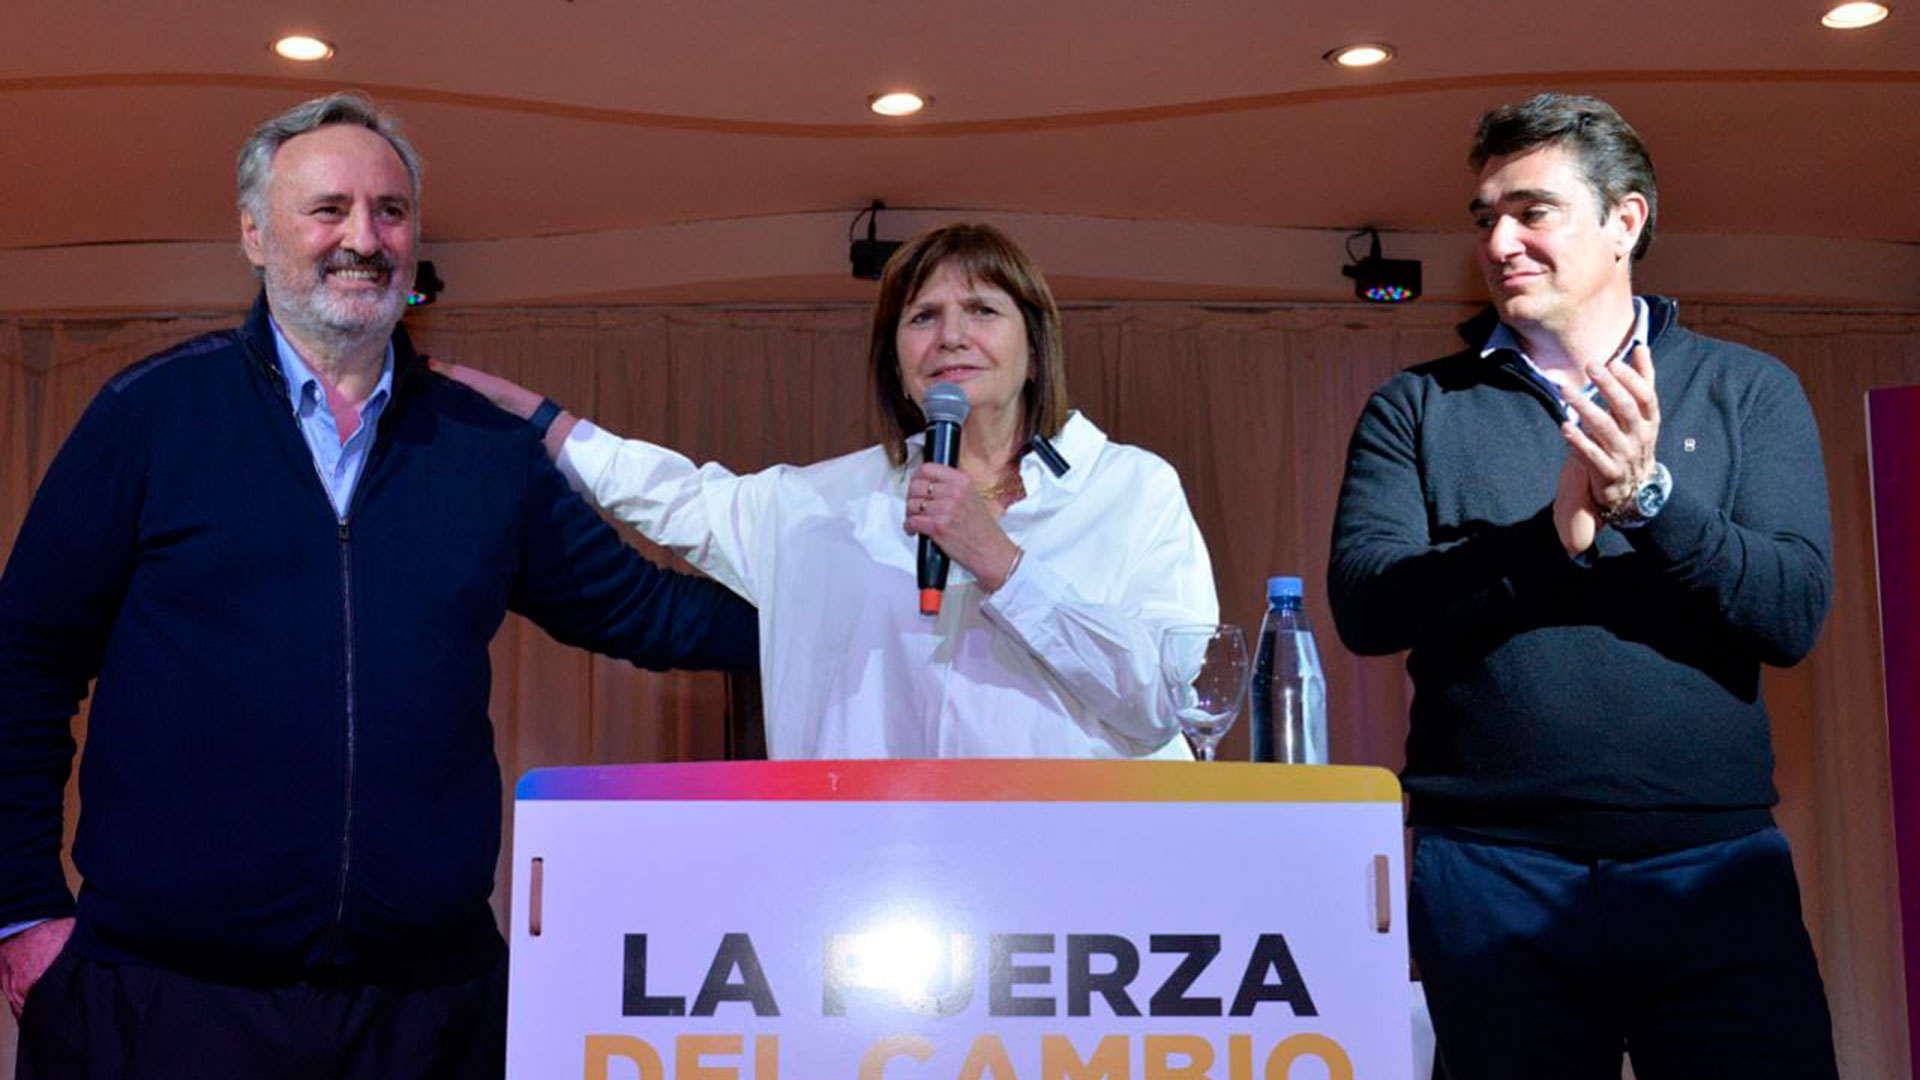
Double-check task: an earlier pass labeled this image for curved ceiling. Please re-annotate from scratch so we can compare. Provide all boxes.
[2,0,1915,313]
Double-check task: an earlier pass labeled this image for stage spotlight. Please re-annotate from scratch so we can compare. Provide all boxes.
[1342,229,1421,304]
[408,261,444,307]
[1324,42,1395,68]
[1822,2,1889,28]
[869,92,928,117]
[272,35,334,62]
[849,200,901,280]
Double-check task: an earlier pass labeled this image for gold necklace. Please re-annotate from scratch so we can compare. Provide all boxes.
[976,475,1025,502]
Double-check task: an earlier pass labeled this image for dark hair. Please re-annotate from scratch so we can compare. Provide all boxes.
[237,92,422,224]
[868,223,1070,467]
[1470,93,1657,260]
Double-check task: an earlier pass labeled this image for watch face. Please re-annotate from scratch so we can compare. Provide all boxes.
[1636,484,1665,516]
[1636,466,1671,517]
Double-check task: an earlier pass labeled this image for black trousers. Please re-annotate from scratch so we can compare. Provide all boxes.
[14,947,507,1080]
[1411,826,1838,1080]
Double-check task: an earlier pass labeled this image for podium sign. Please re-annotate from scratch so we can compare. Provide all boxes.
[508,760,1409,1079]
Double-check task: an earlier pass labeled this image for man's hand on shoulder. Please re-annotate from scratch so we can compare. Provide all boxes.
[0,915,74,1019]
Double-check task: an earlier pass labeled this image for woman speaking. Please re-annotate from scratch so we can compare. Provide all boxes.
[441,223,1217,759]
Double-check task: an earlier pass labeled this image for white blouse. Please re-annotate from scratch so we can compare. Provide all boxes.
[559,412,1218,760]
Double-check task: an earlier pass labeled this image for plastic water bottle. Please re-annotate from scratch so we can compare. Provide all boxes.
[1249,576,1328,764]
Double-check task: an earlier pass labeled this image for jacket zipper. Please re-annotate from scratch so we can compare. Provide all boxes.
[256,334,402,964]
[298,435,358,963]
[326,512,357,962]
[287,419,362,964]
[322,394,399,962]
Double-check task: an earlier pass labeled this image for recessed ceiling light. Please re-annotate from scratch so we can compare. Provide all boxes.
[1822,2,1890,27]
[869,92,928,117]
[272,35,335,62]
[1324,43,1396,68]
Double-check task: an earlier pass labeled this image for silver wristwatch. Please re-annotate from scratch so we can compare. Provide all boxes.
[1602,461,1672,529]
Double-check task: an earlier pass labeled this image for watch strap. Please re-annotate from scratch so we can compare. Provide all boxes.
[528,398,564,439]
[1602,461,1671,529]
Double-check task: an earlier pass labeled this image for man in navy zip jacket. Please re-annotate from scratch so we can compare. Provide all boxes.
[0,93,756,1078]
[1329,94,1838,1078]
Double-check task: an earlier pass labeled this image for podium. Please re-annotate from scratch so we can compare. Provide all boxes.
[507,759,1411,1079]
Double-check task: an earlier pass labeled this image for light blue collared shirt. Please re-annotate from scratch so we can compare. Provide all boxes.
[0,918,46,941]
[271,319,395,518]
[1482,296,1651,420]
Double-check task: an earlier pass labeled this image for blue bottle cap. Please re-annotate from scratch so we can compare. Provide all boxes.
[1266,576,1304,603]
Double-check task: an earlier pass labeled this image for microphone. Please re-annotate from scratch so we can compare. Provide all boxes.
[918,382,971,616]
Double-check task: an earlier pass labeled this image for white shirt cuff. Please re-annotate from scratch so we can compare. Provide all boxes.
[556,419,615,494]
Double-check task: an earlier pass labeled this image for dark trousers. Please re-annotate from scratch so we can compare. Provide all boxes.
[1411,826,1838,1080]
[14,947,508,1080]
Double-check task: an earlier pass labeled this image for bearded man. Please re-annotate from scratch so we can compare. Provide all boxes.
[0,93,756,1079]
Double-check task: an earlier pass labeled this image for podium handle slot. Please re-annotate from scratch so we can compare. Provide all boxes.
[1371,853,1390,933]
[530,856,544,937]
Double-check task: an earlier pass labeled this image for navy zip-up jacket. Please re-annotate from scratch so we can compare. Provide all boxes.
[0,295,758,982]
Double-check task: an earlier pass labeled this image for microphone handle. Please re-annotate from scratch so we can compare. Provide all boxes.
[917,419,963,615]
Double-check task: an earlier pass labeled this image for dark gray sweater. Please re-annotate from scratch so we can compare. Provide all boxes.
[1328,297,1832,856]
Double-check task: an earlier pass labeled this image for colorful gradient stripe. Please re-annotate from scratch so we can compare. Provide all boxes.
[517,759,1399,803]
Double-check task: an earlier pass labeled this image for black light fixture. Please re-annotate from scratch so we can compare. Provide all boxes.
[407,260,443,307]
[1342,229,1421,304]
[849,200,902,280]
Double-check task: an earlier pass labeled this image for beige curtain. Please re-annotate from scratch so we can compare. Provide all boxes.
[1,302,1912,1078]
[1684,307,1919,1080]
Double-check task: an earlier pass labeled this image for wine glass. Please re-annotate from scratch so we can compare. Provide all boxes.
[1159,624,1249,762]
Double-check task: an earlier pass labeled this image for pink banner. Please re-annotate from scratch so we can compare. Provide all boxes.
[1868,385,1920,1079]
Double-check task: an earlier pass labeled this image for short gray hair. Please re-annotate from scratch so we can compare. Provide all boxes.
[236,92,422,222]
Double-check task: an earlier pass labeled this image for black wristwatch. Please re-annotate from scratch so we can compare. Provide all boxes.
[528,398,564,439]
[1602,461,1672,529]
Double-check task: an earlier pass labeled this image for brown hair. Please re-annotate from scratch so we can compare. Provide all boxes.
[1470,92,1658,261]
[869,223,1070,467]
